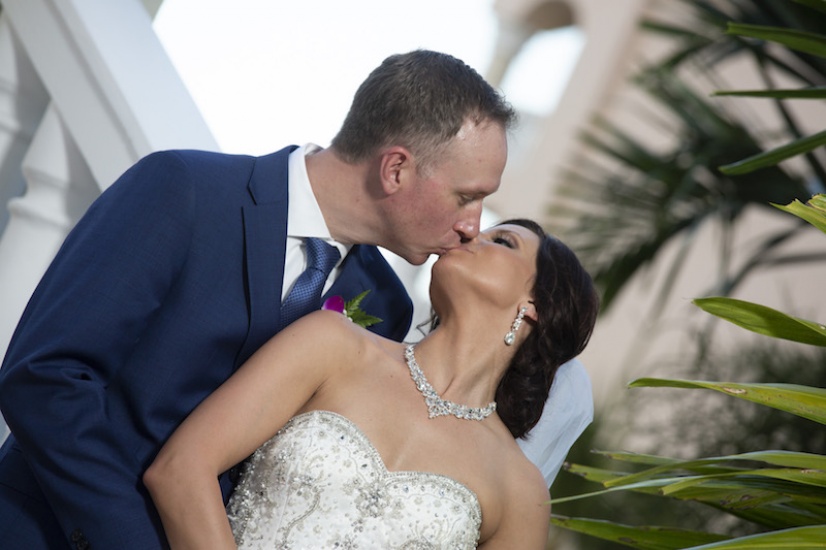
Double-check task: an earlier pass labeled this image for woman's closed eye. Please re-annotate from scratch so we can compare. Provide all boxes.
[493,235,515,248]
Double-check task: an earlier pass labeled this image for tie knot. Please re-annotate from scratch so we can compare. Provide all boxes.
[305,237,340,276]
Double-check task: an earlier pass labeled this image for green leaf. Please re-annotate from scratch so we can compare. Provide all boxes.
[686,525,826,549]
[344,290,370,312]
[605,450,826,489]
[562,463,643,487]
[344,290,382,328]
[591,450,683,467]
[693,297,826,346]
[555,473,826,527]
[346,309,382,328]
[557,461,826,528]
[661,468,826,494]
[550,515,730,549]
[700,450,826,471]
[662,487,822,529]
[773,195,826,234]
[726,23,826,58]
[712,87,826,99]
[628,378,826,424]
[719,129,826,175]
[549,473,754,506]
[549,478,672,505]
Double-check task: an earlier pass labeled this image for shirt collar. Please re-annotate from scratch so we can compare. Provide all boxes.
[287,143,350,258]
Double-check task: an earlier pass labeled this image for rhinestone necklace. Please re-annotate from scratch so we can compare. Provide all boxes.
[404,344,497,421]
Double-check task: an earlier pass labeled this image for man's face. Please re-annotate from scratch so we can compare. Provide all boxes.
[386,120,508,265]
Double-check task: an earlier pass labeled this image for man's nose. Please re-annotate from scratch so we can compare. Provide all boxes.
[454,206,482,241]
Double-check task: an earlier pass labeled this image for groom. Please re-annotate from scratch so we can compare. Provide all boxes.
[0,50,516,549]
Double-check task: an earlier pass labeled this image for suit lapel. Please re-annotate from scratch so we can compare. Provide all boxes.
[237,147,296,366]
[325,246,368,302]
[324,245,409,340]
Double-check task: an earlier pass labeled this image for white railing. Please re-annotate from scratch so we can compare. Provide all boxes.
[0,0,218,439]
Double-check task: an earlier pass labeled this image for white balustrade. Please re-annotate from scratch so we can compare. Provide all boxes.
[0,0,217,439]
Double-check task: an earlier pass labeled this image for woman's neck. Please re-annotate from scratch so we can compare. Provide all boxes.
[411,321,513,408]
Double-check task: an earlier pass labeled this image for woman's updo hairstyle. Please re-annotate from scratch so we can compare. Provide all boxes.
[495,219,599,439]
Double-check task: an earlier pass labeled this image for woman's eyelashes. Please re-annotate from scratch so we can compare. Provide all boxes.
[492,234,516,248]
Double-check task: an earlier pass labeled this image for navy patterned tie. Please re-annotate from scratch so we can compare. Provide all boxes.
[280,237,341,329]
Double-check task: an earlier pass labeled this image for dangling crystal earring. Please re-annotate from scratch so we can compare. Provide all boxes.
[504,307,528,346]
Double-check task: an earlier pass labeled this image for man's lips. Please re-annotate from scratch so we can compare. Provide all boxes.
[441,245,472,255]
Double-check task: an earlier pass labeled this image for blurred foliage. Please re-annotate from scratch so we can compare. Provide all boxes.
[551,195,826,548]
[546,0,826,548]
[547,0,825,314]
[552,342,826,549]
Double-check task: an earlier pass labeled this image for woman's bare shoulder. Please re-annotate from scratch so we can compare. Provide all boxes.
[500,438,547,497]
[477,437,550,549]
[280,309,370,348]
[511,450,551,537]
[279,310,392,372]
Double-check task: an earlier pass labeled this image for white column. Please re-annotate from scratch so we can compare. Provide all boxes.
[0,0,216,440]
[0,105,99,439]
[486,19,535,88]
[0,15,53,441]
[0,106,98,356]
[0,0,218,359]
[0,102,94,440]
[487,0,649,219]
[2,0,217,189]
[0,16,49,234]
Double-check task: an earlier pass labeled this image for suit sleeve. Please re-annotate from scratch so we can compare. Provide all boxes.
[0,151,197,548]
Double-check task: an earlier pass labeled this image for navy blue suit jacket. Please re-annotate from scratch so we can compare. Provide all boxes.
[0,147,413,549]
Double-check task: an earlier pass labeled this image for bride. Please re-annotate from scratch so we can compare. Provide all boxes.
[144,218,599,549]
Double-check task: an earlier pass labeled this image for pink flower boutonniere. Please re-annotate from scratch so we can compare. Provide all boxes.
[322,290,383,328]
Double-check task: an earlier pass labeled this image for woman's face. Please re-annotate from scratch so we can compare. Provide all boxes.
[431,223,541,310]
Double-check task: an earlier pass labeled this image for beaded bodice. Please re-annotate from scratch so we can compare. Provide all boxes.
[227,410,482,549]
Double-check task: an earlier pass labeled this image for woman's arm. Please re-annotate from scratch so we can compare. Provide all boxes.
[143,311,357,549]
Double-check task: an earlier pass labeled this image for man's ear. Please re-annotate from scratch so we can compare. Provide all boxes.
[379,146,412,196]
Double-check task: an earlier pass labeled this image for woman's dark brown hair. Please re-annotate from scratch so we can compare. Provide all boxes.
[495,219,599,439]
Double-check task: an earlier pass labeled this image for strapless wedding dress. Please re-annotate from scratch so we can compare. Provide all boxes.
[227,410,481,549]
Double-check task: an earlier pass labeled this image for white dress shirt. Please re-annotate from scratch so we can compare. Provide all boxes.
[282,144,349,300]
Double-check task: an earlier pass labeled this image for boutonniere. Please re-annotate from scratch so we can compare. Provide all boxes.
[322,290,383,328]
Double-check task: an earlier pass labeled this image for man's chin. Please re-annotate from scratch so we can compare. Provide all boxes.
[406,254,431,266]
[402,250,441,266]
[391,246,448,265]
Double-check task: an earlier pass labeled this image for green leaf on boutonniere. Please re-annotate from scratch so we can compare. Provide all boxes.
[344,290,382,328]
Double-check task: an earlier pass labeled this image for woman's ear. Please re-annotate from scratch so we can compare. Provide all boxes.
[378,146,412,196]
[522,301,538,323]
